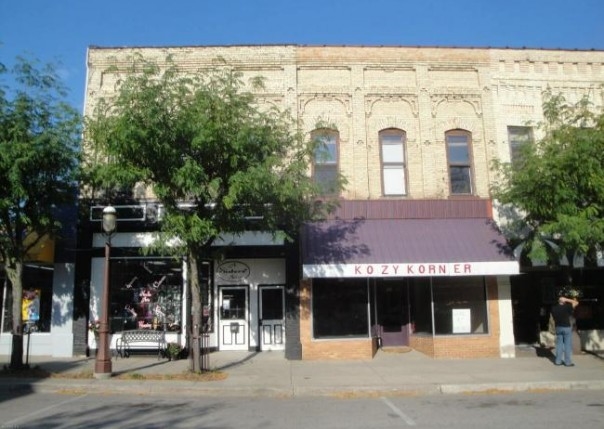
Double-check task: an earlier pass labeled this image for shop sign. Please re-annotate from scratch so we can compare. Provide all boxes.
[303,261,519,278]
[217,261,251,282]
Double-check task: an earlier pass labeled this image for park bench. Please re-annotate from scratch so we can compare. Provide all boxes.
[116,329,167,360]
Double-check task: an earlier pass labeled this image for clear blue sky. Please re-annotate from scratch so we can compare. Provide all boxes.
[2,0,604,111]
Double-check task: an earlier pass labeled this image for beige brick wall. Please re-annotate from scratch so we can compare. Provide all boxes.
[86,45,604,202]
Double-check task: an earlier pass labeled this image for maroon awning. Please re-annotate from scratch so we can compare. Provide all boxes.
[302,218,518,278]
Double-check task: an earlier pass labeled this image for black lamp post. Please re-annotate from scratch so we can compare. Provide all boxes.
[94,206,117,378]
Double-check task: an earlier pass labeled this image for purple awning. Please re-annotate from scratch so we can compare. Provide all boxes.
[302,218,518,278]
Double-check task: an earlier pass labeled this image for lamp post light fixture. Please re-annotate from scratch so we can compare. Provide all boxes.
[94,206,117,379]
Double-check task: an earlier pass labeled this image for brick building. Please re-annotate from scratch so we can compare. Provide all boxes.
[79,45,604,361]
[6,45,600,360]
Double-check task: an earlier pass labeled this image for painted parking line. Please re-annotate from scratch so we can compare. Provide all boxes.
[380,396,416,426]
[2,393,88,427]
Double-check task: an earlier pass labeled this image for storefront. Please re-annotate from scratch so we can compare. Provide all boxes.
[88,227,289,355]
[1,224,76,358]
[299,217,520,360]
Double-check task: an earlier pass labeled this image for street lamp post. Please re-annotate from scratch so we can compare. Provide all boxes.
[94,206,117,379]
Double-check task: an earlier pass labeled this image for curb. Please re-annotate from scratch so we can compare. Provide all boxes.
[2,379,603,398]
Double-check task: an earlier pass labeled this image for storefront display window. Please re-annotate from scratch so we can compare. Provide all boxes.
[410,277,433,334]
[109,258,183,333]
[432,277,488,335]
[1,265,53,333]
[312,279,369,338]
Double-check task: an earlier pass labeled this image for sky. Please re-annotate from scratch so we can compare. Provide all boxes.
[2,0,604,111]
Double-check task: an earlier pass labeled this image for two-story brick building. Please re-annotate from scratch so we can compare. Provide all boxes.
[4,45,602,360]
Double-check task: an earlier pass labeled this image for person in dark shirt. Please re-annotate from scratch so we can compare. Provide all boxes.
[551,295,579,366]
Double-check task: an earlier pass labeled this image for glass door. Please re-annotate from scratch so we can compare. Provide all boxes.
[259,285,285,351]
[218,286,248,351]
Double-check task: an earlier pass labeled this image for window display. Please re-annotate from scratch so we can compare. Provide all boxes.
[1,266,53,333]
[109,258,183,333]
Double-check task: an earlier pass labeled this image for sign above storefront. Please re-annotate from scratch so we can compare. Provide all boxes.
[217,261,251,282]
[301,218,520,279]
[303,261,519,278]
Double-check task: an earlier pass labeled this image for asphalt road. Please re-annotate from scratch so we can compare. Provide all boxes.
[1,389,603,428]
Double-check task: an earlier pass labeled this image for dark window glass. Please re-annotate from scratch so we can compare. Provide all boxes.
[410,278,433,334]
[261,287,284,320]
[313,279,369,338]
[432,277,488,335]
[312,130,339,195]
[446,130,473,195]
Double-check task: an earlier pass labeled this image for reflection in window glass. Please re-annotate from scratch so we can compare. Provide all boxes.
[1,265,53,333]
[508,126,533,166]
[313,130,339,195]
[446,131,473,195]
[380,130,406,195]
[109,258,183,333]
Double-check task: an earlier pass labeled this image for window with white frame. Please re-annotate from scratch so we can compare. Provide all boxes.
[312,129,339,195]
[380,129,407,196]
[507,126,533,165]
[446,130,473,195]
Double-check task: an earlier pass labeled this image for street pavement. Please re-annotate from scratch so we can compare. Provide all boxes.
[1,345,603,398]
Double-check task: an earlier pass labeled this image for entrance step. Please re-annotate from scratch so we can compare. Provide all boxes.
[381,346,413,354]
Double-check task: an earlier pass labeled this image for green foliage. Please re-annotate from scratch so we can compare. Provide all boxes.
[0,55,81,368]
[491,88,604,266]
[84,56,340,371]
[0,56,81,260]
[85,56,334,252]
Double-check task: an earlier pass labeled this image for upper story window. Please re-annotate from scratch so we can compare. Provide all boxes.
[312,129,339,195]
[507,126,533,166]
[446,129,473,195]
[380,129,407,196]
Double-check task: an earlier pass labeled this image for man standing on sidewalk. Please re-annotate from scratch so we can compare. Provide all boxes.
[551,295,579,367]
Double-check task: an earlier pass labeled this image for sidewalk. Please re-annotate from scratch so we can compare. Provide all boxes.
[1,346,603,398]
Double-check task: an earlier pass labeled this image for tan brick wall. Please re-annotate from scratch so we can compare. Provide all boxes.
[86,45,604,202]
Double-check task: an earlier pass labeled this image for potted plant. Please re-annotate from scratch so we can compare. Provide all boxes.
[166,342,183,361]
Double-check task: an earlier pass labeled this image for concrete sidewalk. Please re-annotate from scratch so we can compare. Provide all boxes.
[1,346,604,398]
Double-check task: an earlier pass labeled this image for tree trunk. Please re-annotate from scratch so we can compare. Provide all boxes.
[7,261,25,369]
[188,253,202,373]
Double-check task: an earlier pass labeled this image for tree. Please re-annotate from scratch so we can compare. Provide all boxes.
[0,57,81,369]
[491,89,604,270]
[84,57,339,372]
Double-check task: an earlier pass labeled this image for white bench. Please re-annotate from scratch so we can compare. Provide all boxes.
[116,329,167,360]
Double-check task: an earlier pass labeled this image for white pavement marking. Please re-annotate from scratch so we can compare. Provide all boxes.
[380,397,417,426]
[2,393,89,427]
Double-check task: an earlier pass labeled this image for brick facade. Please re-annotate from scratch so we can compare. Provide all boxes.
[86,45,604,203]
[85,45,604,360]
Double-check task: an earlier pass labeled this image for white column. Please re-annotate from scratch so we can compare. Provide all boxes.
[497,276,516,358]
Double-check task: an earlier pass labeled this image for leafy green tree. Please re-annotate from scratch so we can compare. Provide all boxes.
[491,89,604,270]
[0,57,81,369]
[84,57,339,372]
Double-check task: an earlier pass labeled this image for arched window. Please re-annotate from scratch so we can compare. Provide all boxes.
[379,129,407,196]
[312,129,339,195]
[445,129,473,195]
